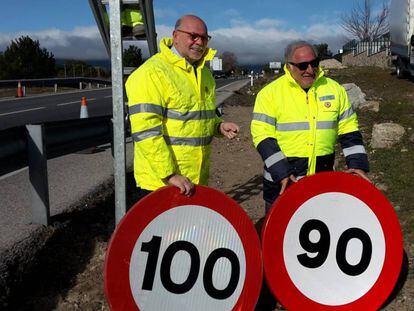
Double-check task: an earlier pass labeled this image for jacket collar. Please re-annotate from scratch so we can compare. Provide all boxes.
[284,64,325,90]
[159,37,216,71]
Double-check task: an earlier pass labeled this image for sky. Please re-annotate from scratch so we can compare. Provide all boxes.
[0,0,388,65]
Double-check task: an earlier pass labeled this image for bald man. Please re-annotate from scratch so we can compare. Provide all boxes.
[126,15,239,201]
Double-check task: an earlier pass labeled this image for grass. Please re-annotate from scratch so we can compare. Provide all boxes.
[331,66,414,252]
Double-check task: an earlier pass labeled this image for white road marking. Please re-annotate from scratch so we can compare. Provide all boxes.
[0,106,46,116]
[57,100,79,106]
[216,80,247,91]
[57,97,96,106]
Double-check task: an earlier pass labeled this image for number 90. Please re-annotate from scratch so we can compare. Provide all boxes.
[297,219,372,276]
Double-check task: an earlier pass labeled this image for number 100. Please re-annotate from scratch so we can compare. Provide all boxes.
[140,235,241,300]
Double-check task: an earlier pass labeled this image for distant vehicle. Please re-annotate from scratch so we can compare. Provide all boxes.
[390,0,414,78]
[213,71,226,79]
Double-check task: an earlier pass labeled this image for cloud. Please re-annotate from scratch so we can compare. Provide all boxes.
[155,8,178,19]
[0,26,108,60]
[0,21,349,65]
[255,18,284,28]
[210,22,348,64]
[222,9,241,17]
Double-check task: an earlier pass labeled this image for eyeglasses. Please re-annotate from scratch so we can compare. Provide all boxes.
[175,29,211,42]
[289,58,320,70]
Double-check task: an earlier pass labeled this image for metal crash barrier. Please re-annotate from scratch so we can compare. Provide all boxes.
[0,117,113,225]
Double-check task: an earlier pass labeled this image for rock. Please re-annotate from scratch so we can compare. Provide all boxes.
[371,123,406,148]
[375,183,388,192]
[359,100,380,112]
[320,59,347,69]
[342,83,366,110]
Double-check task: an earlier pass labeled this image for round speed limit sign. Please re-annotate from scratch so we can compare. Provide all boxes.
[262,172,403,310]
[105,186,262,310]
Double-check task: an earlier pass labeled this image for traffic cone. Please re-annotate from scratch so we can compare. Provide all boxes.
[16,81,23,97]
[80,96,89,118]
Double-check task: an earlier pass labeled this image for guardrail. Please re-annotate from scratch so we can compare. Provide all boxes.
[0,77,112,89]
[0,116,113,225]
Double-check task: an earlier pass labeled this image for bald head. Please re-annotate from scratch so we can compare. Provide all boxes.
[173,15,209,64]
[175,15,208,33]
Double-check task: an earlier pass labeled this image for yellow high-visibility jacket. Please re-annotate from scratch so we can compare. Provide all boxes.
[126,38,222,191]
[251,65,368,203]
[121,9,143,27]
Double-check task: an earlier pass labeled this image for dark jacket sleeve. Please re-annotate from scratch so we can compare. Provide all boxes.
[338,130,369,172]
[257,137,293,182]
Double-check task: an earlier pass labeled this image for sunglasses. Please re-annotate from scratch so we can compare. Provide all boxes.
[175,29,211,42]
[289,58,320,70]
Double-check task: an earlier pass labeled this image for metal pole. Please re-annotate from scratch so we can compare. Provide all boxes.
[26,124,50,225]
[109,0,126,224]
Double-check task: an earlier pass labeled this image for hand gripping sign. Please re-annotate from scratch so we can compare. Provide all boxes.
[105,186,262,310]
[262,172,403,310]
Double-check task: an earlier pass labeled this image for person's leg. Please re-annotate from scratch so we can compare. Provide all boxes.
[264,201,273,214]
[263,179,281,215]
[136,187,151,201]
[127,187,152,212]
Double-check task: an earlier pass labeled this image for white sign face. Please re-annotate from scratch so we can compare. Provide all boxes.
[269,62,281,69]
[129,205,246,310]
[211,57,222,71]
[283,192,385,306]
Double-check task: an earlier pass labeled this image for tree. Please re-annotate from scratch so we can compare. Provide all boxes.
[314,43,333,60]
[341,0,389,41]
[221,51,238,75]
[57,60,93,77]
[0,36,56,79]
[123,45,143,68]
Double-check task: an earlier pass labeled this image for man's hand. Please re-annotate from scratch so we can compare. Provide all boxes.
[345,168,370,182]
[219,122,240,139]
[166,174,194,196]
[279,174,297,195]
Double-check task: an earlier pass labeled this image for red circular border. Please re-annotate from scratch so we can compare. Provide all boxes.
[262,171,403,310]
[105,185,263,310]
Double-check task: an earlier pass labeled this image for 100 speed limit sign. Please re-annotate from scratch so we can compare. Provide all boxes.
[262,172,403,310]
[105,186,262,310]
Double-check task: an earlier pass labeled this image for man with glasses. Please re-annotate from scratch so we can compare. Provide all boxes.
[126,15,239,201]
[251,40,369,213]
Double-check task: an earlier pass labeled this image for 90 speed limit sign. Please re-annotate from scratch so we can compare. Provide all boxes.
[262,172,403,310]
[105,186,262,310]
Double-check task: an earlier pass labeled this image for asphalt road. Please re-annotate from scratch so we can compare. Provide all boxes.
[0,88,112,130]
[0,78,235,130]
[0,78,249,253]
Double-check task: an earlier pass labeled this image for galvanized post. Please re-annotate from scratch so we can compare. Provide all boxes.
[109,0,126,224]
[26,124,50,226]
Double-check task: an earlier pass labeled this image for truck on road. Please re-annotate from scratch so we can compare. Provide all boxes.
[390,0,414,78]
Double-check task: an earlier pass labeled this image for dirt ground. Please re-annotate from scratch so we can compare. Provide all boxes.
[4,69,414,310]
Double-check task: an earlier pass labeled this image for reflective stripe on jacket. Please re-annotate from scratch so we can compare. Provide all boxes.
[251,65,368,187]
[126,38,221,190]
